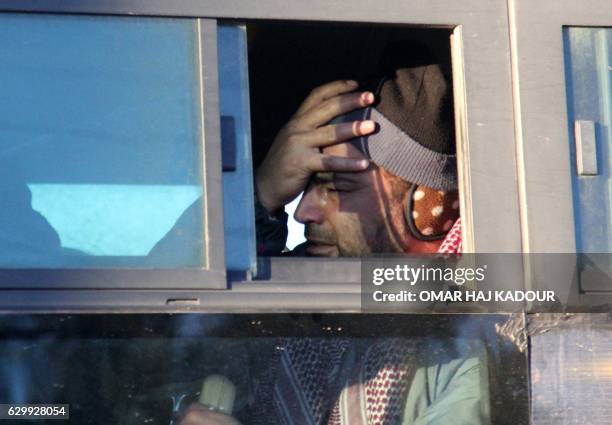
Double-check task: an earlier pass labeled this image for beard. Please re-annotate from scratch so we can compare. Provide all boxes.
[305,217,397,257]
[305,224,337,245]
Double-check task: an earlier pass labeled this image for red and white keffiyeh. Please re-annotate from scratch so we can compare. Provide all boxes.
[437,218,462,254]
[252,339,417,425]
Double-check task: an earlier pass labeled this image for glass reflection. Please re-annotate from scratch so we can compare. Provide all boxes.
[0,314,527,425]
[0,13,204,268]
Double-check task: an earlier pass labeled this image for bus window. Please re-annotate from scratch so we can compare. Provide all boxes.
[530,313,612,424]
[564,27,612,253]
[0,13,234,290]
[247,23,460,264]
[0,13,206,269]
[0,314,527,425]
[563,28,612,293]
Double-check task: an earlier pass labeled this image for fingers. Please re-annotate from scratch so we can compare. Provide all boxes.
[305,154,370,173]
[295,120,376,148]
[299,91,375,128]
[295,80,359,115]
[180,404,240,425]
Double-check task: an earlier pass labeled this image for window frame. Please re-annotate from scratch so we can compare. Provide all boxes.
[0,16,227,290]
[0,0,522,309]
[509,0,612,301]
[509,0,612,254]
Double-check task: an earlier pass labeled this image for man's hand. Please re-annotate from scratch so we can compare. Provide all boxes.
[255,80,376,212]
[179,403,241,425]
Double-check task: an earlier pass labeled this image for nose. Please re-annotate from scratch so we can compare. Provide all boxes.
[294,185,324,224]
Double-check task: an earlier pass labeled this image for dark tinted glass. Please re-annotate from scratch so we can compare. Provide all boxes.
[0,314,527,425]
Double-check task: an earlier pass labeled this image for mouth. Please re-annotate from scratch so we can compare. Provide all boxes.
[305,239,338,256]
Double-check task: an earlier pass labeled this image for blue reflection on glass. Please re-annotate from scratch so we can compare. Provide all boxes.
[0,13,205,268]
[564,28,612,252]
[218,25,257,274]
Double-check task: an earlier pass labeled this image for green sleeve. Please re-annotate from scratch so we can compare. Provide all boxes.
[401,339,491,425]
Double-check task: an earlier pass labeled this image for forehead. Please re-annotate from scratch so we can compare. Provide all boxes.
[321,141,368,159]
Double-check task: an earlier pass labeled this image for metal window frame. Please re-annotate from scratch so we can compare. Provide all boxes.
[0,15,227,290]
[508,0,612,300]
[0,0,521,310]
[509,0,612,254]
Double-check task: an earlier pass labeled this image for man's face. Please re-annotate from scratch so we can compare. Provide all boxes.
[294,142,415,257]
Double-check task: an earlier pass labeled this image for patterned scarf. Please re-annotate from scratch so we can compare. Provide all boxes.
[251,339,418,425]
[251,220,462,425]
[437,218,462,254]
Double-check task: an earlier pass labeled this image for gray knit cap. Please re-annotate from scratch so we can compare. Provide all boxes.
[334,43,457,190]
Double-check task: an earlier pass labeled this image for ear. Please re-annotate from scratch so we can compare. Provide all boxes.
[406,185,459,240]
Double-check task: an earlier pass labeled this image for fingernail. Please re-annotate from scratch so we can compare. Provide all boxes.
[346,80,358,86]
[357,159,369,168]
[362,92,374,103]
[359,120,376,132]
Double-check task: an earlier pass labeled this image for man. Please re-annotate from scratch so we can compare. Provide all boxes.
[254,67,461,258]
[179,46,486,425]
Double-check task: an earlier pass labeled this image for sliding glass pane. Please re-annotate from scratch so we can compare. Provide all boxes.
[564,27,612,253]
[0,13,206,268]
[218,24,257,274]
